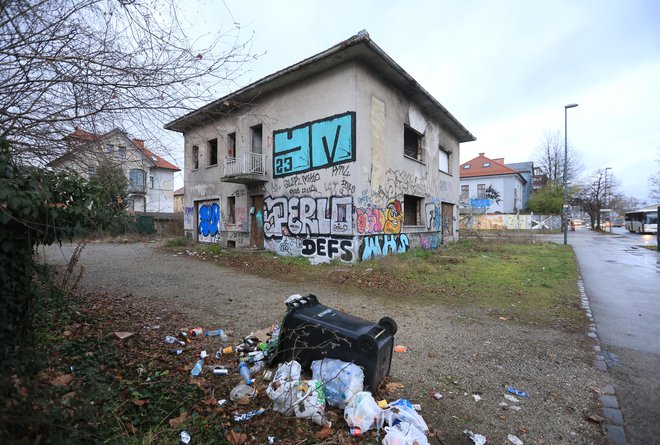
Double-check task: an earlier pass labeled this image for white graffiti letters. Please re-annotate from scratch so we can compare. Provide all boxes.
[264,195,353,239]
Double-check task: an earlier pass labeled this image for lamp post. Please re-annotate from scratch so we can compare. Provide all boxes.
[605,167,612,232]
[563,103,578,245]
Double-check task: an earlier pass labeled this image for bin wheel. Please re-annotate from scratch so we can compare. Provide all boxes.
[358,334,377,353]
[378,316,398,336]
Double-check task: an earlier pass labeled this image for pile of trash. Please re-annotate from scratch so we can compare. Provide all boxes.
[266,357,430,443]
[162,322,431,444]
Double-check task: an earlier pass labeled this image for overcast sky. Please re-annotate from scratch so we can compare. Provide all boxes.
[171,0,660,202]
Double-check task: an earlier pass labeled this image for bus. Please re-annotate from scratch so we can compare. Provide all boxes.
[624,206,658,234]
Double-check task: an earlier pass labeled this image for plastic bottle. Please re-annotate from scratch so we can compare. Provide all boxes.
[189,327,203,337]
[165,335,185,346]
[250,361,265,376]
[191,358,204,376]
[205,329,229,341]
[238,362,252,385]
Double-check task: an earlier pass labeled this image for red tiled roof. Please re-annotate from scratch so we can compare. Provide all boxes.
[63,129,179,171]
[460,153,519,178]
[132,139,180,171]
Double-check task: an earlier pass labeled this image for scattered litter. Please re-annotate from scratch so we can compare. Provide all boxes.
[188,327,203,337]
[508,433,524,445]
[212,367,229,376]
[431,391,443,400]
[190,358,204,376]
[204,328,228,341]
[378,399,389,409]
[498,317,509,321]
[114,331,134,340]
[499,402,508,407]
[233,408,265,422]
[268,436,276,444]
[169,349,184,355]
[238,362,252,385]
[472,394,482,402]
[382,399,428,434]
[349,427,364,436]
[165,335,185,346]
[504,394,520,403]
[510,406,522,411]
[180,430,191,444]
[217,399,227,406]
[394,345,408,353]
[587,414,604,423]
[464,429,487,445]
[293,380,331,427]
[507,387,529,397]
[230,384,256,404]
[199,350,208,359]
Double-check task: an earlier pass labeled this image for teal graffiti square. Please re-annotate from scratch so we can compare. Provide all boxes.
[310,113,354,168]
[273,126,311,175]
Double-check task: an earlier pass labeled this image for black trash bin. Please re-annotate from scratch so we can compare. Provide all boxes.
[274,294,397,391]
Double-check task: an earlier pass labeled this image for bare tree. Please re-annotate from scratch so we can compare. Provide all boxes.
[574,169,613,229]
[0,0,255,164]
[534,130,583,188]
[649,147,660,201]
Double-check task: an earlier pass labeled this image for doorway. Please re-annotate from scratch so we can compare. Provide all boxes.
[250,195,264,248]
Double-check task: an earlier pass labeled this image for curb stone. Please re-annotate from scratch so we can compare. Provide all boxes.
[577,275,628,445]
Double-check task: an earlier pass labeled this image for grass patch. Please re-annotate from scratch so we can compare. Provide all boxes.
[166,239,585,331]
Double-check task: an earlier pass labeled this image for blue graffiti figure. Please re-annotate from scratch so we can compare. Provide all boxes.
[199,203,221,236]
[256,210,263,229]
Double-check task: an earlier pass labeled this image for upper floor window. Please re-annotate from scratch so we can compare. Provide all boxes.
[192,145,199,170]
[403,194,422,226]
[149,175,155,189]
[477,183,486,199]
[104,144,113,154]
[439,146,450,173]
[118,146,126,160]
[227,132,236,158]
[129,169,146,187]
[227,196,236,224]
[460,185,469,199]
[208,138,218,166]
[404,125,423,161]
[251,124,263,154]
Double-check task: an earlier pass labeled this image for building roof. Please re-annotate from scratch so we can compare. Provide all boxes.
[54,129,180,171]
[460,153,526,183]
[174,186,184,196]
[165,30,476,143]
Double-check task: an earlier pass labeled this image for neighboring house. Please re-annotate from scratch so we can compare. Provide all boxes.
[49,128,180,213]
[173,187,184,213]
[505,161,534,208]
[165,31,475,263]
[459,153,528,213]
[533,166,549,190]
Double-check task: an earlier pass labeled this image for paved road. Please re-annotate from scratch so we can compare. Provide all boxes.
[548,228,660,444]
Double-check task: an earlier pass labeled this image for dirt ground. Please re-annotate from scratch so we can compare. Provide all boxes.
[41,241,611,444]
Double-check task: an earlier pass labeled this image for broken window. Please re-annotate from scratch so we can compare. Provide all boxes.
[404,125,423,161]
[251,124,262,154]
[192,145,199,170]
[227,196,236,224]
[208,138,218,166]
[227,132,236,158]
[404,195,422,226]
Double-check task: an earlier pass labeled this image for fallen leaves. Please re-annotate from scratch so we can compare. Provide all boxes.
[226,430,247,445]
[168,412,188,427]
[384,381,404,393]
[316,426,333,440]
[50,373,74,387]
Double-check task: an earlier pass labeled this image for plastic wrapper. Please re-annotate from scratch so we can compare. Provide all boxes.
[344,391,382,432]
[310,358,364,408]
[383,422,429,445]
[382,399,428,434]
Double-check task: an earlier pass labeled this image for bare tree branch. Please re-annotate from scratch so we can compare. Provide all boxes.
[0,0,256,164]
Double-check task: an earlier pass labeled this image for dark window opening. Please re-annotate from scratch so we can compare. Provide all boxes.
[404,125,422,161]
[227,196,236,224]
[227,132,236,158]
[192,145,199,170]
[404,194,422,226]
[251,124,263,154]
[208,138,218,166]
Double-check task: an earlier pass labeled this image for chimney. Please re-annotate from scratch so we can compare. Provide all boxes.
[478,152,485,157]
[493,158,504,164]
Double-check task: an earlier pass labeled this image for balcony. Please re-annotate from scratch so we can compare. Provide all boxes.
[128,182,147,194]
[221,152,268,184]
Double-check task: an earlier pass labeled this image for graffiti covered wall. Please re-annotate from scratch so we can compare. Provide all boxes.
[197,200,221,242]
[459,213,562,230]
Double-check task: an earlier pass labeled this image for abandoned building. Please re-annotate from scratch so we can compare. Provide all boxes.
[165,31,475,262]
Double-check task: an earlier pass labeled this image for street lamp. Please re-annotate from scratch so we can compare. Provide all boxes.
[563,103,578,245]
[605,167,612,232]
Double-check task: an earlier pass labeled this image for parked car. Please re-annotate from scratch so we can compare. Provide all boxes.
[612,216,625,227]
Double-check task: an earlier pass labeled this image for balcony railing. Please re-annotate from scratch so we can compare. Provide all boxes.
[128,182,147,194]
[222,152,268,184]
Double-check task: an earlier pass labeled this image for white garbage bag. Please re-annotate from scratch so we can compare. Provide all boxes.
[310,358,364,409]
